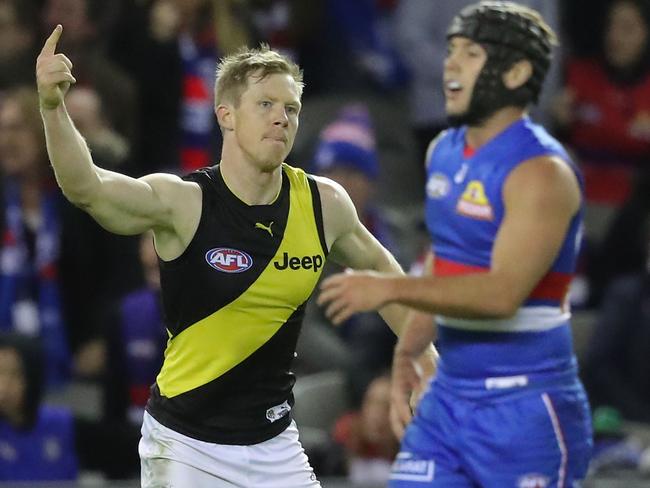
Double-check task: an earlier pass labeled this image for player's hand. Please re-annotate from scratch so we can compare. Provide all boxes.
[317,270,393,325]
[390,349,422,439]
[36,25,76,110]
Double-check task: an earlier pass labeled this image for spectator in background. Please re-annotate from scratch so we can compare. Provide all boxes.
[331,373,399,484]
[103,232,167,425]
[0,86,140,385]
[588,169,650,305]
[0,332,78,481]
[66,86,131,172]
[42,0,137,152]
[0,87,71,386]
[553,0,650,206]
[109,0,219,174]
[0,332,141,481]
[298,104,397,405]
[312,104,396,252]
[0,0,40,91]
[582,201,650,422]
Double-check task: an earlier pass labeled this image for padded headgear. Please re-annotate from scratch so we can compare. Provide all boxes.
[446,1,555,126]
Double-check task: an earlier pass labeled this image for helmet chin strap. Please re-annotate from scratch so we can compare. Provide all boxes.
[447,45,525,128]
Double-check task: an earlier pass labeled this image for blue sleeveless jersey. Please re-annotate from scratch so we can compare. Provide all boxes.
[425,117,584,380]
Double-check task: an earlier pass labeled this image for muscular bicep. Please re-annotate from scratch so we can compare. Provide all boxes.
[329,219,397,271]
[491,156,581,305]
[83,168,198,237]
[316,175,402,274]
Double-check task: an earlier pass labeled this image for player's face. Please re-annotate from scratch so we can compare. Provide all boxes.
[0,348,26,422]
[233,72,301,171]
[443,37,487,117]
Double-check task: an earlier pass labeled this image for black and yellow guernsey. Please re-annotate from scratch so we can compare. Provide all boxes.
[146,163,328,445]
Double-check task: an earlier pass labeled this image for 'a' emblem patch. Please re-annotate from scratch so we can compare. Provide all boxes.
[456,180,493,220]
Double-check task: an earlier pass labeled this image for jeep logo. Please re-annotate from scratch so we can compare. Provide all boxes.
[273,252,323,272]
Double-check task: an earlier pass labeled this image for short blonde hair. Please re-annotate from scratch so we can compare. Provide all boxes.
[214,44,304,108]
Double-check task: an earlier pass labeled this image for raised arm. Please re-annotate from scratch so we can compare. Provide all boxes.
[37,26,199,257]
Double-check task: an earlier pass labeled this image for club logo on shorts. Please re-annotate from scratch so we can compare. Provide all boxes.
[205,248,253,273]
[266,400,291,422]
[389,452,435,482]
[517,473,549,488]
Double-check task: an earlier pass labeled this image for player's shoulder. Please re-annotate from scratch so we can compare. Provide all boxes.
[310,174,351,208]
[424,129,453,166]
[507,154,581,211]
[140,172,201,198]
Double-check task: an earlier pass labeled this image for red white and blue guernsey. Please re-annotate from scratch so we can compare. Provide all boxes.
[427,116,582,380]
[390,118,593,488]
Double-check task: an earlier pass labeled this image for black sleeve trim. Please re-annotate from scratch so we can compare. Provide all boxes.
[307,176,329,256]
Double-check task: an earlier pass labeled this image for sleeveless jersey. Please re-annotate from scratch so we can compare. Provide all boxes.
[424,117,584,379]
[146,163,328,444]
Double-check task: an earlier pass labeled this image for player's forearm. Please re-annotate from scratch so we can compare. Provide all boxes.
[386,273,522,319]
[41,104,101,206]
[395,314,437,359]
[373,247,412,336]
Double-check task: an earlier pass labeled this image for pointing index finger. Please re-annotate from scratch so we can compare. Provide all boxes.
[40,25,63,56]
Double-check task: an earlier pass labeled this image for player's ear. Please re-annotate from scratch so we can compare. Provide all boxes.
[216,104,234,131]
[503,59,533,90]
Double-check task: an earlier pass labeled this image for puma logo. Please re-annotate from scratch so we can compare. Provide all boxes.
[255,221,274,237]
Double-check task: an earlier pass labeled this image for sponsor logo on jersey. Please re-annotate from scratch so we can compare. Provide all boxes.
[266,400,291,422]
[456,180,494,220]
[205,248,253,273]
[255,221,274,237]
[517,474,549,488]
[274,252,323,272]
[426,172,450,199]
[389,452,435,482]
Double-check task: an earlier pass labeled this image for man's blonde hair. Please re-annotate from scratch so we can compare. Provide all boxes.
[214,44,304,108]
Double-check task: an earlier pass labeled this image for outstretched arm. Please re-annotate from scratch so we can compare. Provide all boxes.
[37,26,199,253]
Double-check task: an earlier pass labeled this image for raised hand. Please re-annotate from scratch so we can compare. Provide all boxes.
[36,25,76,110]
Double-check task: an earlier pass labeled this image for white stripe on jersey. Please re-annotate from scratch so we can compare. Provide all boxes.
[436,306,571,332]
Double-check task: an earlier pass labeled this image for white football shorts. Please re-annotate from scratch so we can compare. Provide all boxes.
[139,411,321,488]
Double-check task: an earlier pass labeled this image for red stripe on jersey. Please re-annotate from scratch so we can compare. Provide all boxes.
[529,271,572,301]
[433,257,572,301]
[433,257,487,276]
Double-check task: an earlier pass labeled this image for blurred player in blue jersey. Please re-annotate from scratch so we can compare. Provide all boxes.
[319,2,593,486]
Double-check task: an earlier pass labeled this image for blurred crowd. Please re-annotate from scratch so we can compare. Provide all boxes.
[2,0,650,483]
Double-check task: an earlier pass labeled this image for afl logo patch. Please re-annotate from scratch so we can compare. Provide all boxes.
[426,172,450,199]
[205,248,253,273]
